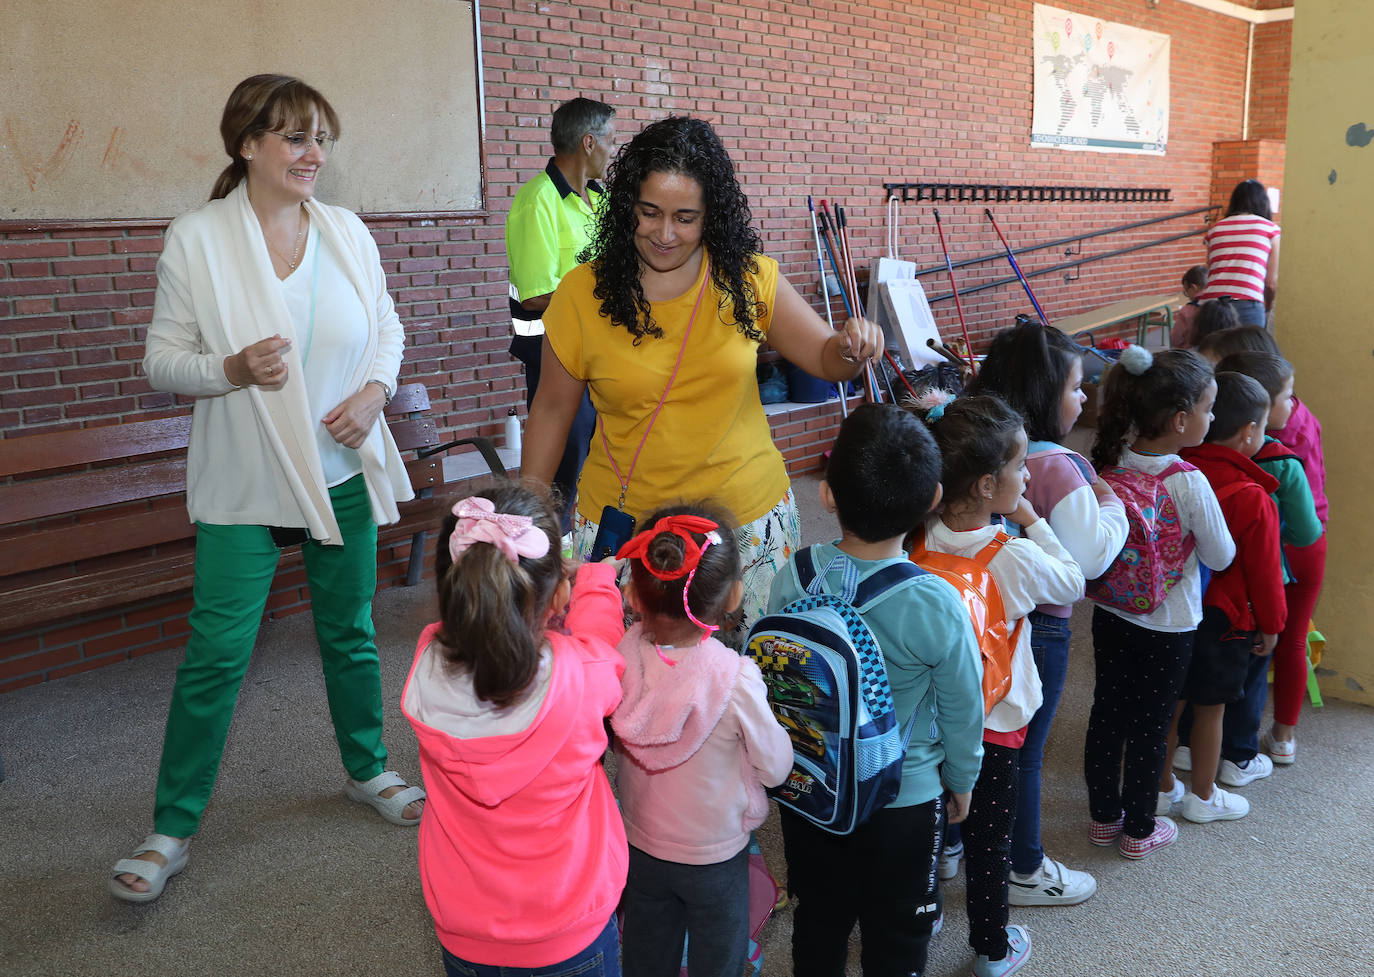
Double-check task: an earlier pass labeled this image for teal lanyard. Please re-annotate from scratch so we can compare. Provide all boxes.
[300,229,321,366]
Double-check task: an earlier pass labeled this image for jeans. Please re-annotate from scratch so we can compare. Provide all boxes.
[510,333,596,534]
[621,846,749,977]
[1228,298,1268,328]
[1220,651,1273,764]
[441,915,620,977]
[1010,611,1071,875]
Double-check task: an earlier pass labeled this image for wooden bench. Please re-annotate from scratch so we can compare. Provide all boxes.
[0,382,506,637]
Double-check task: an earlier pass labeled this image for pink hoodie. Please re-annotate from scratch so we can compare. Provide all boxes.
[612,624,793,865]
[401,563,627,968]
[1271,397,1328,527]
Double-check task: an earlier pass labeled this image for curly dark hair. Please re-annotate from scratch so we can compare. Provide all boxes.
[580,116,764,343]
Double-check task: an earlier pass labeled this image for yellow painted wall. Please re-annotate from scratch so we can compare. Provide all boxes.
[1278,0,1374,706]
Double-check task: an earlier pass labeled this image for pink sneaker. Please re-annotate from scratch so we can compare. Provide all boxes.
[1118,817,1179,860]
[1089,815,1124,846]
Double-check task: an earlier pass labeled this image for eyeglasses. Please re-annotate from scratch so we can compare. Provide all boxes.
[267,130,338,157]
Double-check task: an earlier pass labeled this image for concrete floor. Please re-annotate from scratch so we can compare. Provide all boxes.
[1,473,1370,976]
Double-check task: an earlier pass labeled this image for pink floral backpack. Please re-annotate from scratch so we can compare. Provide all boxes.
[1087,461,1197,613]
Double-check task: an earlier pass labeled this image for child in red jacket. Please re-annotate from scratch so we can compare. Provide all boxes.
[1161,373,1286,824]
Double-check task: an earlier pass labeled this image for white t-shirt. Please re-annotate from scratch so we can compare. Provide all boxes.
[281,227,369,487]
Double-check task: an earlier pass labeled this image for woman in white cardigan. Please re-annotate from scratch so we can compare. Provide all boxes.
[111,75,424,903]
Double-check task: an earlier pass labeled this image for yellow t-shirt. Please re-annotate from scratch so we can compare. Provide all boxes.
[545,255,790,525]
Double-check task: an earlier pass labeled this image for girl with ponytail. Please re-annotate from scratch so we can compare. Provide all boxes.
[402,483,630,977]
[969,320,1128,907]
[1082,347,1235,860]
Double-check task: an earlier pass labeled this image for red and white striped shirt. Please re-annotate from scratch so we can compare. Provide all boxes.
[1197,214,1280,304]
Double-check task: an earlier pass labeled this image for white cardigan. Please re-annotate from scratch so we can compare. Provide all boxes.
[143,183,413,544]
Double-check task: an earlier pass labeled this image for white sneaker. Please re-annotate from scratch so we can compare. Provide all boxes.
[1180,786,1250,822]
[939,840,963,881]
[1156,777,1186,816]
[1173,745,1192,771]
[1262,729,1297,765]
[1218,753,1274,787]
[1007,855,1097,906]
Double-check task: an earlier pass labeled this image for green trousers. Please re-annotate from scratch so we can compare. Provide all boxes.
[153,476,388,837]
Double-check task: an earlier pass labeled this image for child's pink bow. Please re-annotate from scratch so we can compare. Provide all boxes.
[448,496,550,564]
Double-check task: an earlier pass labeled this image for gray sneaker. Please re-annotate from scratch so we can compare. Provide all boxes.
[1218,753,1274,787]
[939,840,963,881]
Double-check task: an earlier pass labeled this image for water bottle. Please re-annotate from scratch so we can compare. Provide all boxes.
[504,408,522,452]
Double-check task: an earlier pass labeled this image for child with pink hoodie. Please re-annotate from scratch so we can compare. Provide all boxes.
[612,503,794,977]
[402,485,628,977]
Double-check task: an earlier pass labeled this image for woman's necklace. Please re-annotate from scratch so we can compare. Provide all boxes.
[267,206,307,270]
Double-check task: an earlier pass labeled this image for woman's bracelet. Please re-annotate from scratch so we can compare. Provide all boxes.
[367,379,393,405]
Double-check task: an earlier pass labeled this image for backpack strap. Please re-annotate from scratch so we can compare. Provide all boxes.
[796,545,925,608]
[1158,459,1198,479]
[969,529,1027,648]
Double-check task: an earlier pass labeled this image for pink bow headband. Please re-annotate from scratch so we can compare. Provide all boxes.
[448,496,551,564]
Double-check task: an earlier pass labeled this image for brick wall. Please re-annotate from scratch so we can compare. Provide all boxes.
[1,0,1269,689]
[1248,20,1291,141]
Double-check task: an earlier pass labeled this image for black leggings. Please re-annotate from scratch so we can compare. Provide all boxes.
[781,798,943,977]
[960,742,1019,959]
[1083,607,1194,838]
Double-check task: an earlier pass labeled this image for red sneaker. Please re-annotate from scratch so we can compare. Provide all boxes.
[1118,816,1178,859]
[1088,815,1124,846]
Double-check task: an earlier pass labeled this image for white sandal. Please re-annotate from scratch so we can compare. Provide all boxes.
[344,770,425,826]
[109,833,190,903]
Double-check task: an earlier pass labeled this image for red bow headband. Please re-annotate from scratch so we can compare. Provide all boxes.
[616,515,721,580]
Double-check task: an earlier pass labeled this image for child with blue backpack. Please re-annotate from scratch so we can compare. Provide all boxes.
[970,321,1127,908]
[766,404,984,977]
[917,394,1085,977]
[1084,347,1235,859]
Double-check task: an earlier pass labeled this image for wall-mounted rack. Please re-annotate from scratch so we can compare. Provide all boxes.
[881,183,1172,204]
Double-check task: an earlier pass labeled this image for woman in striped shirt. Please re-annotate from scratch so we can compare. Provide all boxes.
[1196,179,1280,329]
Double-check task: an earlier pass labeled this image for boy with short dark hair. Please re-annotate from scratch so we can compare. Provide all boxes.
[769,404,985,977]
[1159,373,1286,823]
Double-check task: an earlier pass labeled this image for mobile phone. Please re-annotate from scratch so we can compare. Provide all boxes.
[590,506,636,561]
[268,526,309,549]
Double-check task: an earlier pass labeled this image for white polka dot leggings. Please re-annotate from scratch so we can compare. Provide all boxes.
[959,742,1019,960]
[1083,608,1195,839]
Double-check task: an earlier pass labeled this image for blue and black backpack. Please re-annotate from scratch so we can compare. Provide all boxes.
[745,547,926,835]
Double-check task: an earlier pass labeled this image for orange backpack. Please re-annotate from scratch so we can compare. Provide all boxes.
[909,528,1024,716]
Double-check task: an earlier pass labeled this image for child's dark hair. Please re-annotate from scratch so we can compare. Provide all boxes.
[1091,348,1215,471]
[970,319,1081,442]
[1183,264,1208,290]
[1206,372,1271,443]
[826,403,941,542]
[1195,296,1241,343]
[1197,326,1280,360]
[1214,351,1293,402]
[432,483,564,707]
[626,502,741,629]
[922,394,1025,507]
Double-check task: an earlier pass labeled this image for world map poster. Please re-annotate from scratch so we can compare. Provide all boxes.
[1031,4,1170,155]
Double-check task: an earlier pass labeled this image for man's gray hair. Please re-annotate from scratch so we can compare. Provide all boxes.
[550,97,615,155]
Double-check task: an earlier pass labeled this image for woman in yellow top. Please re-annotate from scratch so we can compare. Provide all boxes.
[523,117,883,634]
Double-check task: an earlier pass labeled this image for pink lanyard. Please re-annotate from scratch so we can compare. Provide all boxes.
[600,262,712,511]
